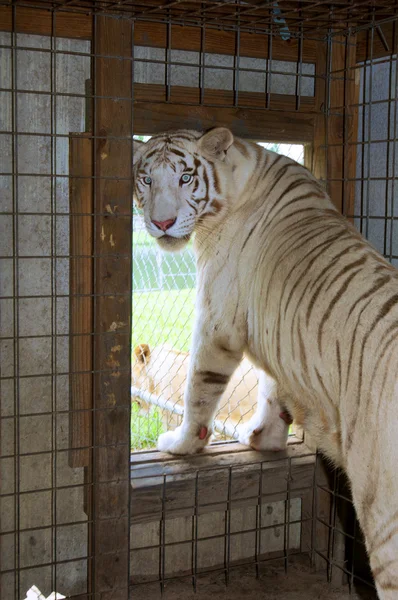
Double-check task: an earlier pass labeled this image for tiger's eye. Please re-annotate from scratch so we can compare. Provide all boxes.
[181,174,192,184]
[143,176,152,185]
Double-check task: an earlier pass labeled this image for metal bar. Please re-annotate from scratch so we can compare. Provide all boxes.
[199,16,205,105]
[160,473,167,594]
[296,18,303,111]
[341,31,349,216]
[383,23,394,256]
[324,25,332,197]
[10,5,21,598]
[255,463,263,577]
[365,11,376,239]
[224,466,232,586]
[233,3,240,108]
[284,457,292,573]
[131,386,239,439]
[326,470,339,583]
[388,24,398,262]
[192,471,199,591]
[50,8,57,592]
[266,21,273,109]
[310,453,319,567]
[166,18,171,102]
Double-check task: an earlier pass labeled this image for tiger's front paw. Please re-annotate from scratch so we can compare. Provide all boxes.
[237,416,289,452]
[157,425,211,455]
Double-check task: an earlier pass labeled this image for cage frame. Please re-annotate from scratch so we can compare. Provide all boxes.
[2,2,398,597]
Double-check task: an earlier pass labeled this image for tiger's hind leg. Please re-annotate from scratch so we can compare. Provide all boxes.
[237,371,290,451]
[345,415,398,600]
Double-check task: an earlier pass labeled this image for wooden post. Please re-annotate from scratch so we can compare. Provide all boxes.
[311,33,360,585]
[313,33,359,217]
[69,134,93,469]
[328,33,359,217]
[312,38,327,188]
[92,15,132,599]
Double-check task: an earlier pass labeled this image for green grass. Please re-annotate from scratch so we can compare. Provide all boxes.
[131,403,164,450]
[132,288,196,352]
[133,237,196,290]
[132,238,196,449]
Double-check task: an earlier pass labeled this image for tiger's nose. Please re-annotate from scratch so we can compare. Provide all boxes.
[151,218,176,232]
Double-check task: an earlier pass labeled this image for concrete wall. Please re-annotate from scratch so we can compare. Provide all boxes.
[355,55,398,267]
[134,45,315,97]
[131,499,302,583]
[0,32,90,598]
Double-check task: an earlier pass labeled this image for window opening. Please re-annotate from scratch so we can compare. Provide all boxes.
[132,137,305,451]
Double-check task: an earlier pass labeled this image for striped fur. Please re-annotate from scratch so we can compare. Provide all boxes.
[133,128,398,598]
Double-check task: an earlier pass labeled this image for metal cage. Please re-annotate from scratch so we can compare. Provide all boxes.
[1,1,398,598]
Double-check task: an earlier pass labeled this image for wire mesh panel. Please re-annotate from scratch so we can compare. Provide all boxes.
[0,9,133,599]
[2,2,398,599]
[130,447,318,593]
[354,50,398,266]
[0,23,92,598]
[311,18,398,596]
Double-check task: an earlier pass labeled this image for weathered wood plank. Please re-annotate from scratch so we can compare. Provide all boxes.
[0,7,316,64]
[312,39,327,186]
[133,21,317,62]
[69,134,93,469]
[357,21,395,62]
[1,6,394,65]
[312,33,359,219]
[92,14,132,598]
[130,438,310,468]
[328,34,359,219]
[131,453,320,525]
[342,35,360,220]
[133,101,315,142]
[134,82,316,112]
[0,5,92,39]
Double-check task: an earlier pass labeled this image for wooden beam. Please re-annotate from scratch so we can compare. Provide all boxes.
[342,37,360,220]
[69,133,93,469]
[312,39,327,188]
[134,21,317,62]
[133,102,315,143]
[130,445,321,524]
[1,5,394,65]
[0,5,92,39]
[92,14,132,600]
[357,21,395,62]
[0,7,316,64]
[134,83,316,112]
[312,34,359,218]
[328,33,359,218]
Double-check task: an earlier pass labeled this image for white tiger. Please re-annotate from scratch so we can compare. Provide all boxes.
[133,127,398,598]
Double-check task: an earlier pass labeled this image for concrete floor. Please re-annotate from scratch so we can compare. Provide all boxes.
[131,557,377,600]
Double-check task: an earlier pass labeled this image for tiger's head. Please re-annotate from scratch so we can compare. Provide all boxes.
[133,127,234,251]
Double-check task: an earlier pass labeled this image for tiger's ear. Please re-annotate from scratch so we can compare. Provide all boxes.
[133,138,145,164]
[198,127,234,161]
[134,344,151,364]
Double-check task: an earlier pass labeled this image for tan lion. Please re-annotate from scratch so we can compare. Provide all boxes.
[133,344,288,446]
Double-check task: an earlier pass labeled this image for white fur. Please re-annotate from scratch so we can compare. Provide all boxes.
[134,129,398,598]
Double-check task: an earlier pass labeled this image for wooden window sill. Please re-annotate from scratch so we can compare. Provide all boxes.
[130,437,317,524]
